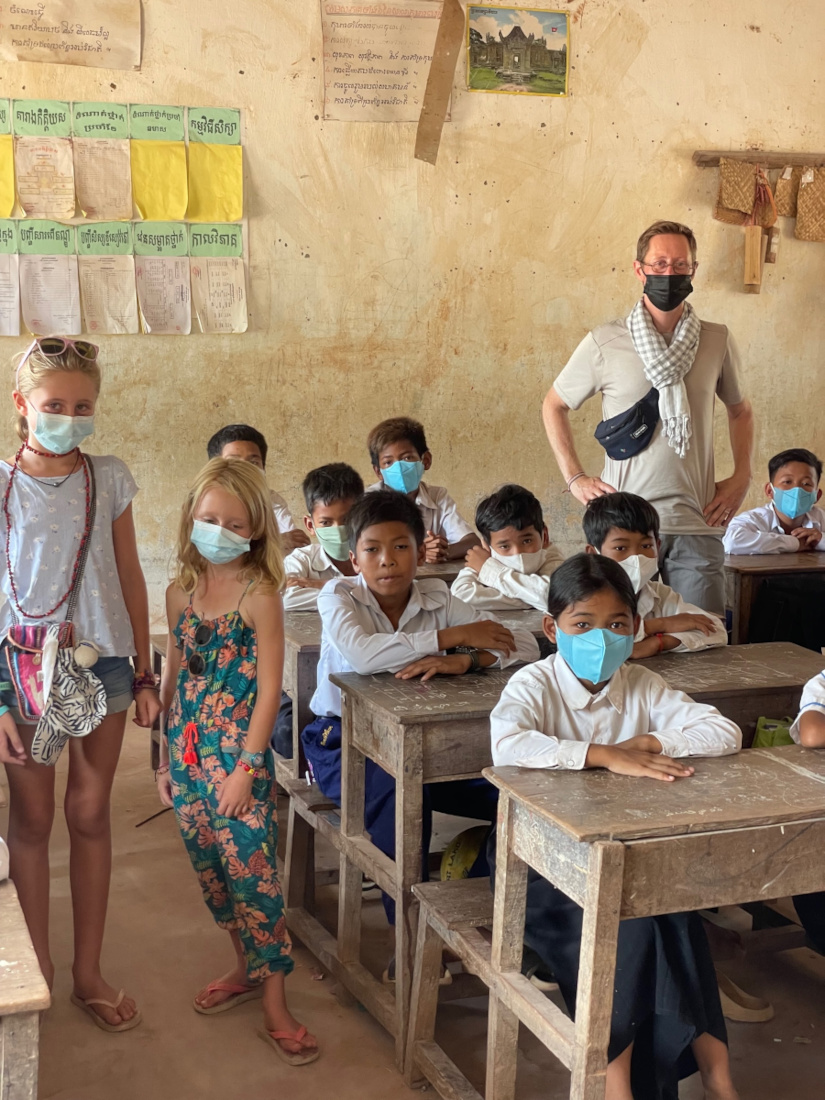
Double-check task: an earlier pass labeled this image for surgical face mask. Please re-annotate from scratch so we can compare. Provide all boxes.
[491,548,544,575]
[191,519,251,565]
[617,553,659,593]
[31,409,95,455]
[643,274,693,312]
[313,524,351,562]
[381,460,425,495]
[555,625,634,685]
[772,485,817,521]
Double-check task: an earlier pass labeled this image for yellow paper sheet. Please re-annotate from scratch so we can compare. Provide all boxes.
[187,143,243,223]
[0,135,14,218]
[14,136,75,219]
[130,141,187,221]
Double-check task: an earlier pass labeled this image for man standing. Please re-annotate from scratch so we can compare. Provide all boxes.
[543,219,754,612]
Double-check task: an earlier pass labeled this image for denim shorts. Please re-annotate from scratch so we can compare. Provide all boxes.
[0,643,134,725]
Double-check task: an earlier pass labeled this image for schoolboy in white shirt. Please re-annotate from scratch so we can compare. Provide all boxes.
[207,423,309,552]
[302,489,539,930]
[723,448,825,555]
[365,416,478,562]
[452,483,565,611]
[283,463,364,611]
[584,492,727,658]
[489,553,741,1100]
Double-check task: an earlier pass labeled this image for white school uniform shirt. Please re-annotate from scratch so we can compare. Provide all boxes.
[283,543,349,611]
[722,501,825,555]
[490,653,741,771]
[271,490,299,535]
[789,670,825,743]
[451,546,565,612]
[310,574,540,717]
[366,481,474,543]
[636,580,728,652]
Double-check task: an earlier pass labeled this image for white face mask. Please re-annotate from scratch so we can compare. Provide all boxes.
[617,553,659,593]
[491,548,545,575]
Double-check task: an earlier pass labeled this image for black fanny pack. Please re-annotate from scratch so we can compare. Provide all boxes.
[594,387,660,461]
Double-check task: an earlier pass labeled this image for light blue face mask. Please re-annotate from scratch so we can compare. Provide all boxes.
[772,485,817,521]
[555,625,634,685]
[191,519,251,565]
[313,524,351,562]
[381,460,425,495]
[32,409,95,455]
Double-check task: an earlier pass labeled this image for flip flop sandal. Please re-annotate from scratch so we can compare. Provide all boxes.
[193,980,264,1015]
[70,990,142,1033]
[259,1025,320,1066]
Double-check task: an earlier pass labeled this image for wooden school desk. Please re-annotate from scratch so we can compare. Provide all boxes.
[406,747,825,1100]
[725,551,825,645]
[150,632,167,771]
[0,881,51,1100]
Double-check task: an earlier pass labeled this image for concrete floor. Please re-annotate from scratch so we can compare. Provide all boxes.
[3,720,825,1100]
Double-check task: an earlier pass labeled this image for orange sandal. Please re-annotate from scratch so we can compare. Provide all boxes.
[194,980,263,1015]
[259,1025,320,1066]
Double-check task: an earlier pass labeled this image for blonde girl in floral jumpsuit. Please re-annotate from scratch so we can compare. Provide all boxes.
[157,457,318,1065]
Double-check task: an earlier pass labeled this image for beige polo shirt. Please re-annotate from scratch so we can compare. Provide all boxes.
[553,316,744,536]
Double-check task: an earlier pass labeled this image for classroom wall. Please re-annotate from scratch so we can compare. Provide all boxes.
[2,0,824,623]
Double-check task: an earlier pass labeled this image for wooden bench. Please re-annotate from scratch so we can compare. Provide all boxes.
[0,881,51,1100]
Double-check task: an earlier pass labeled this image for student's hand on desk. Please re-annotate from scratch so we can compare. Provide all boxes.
[651,613,719,637]
[285,576,325,589]
[217,766,255,818]
[793,527,822,551]
[423,531,449,563]
[587,744,694,781]
[465,545,491,573]
[462,619,516,654]
[617,734,664,754]
[630,636,662,660]
[396,654,473,681]
[282,530,311,552]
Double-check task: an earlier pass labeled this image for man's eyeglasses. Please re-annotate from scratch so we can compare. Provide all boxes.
[640,259,697,276]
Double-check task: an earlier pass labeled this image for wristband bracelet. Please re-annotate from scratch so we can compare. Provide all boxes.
[563,472,587,494]
[237,760,260,778]
[656,633,665,653]
[155,762,170,780]
[132,670,160,697]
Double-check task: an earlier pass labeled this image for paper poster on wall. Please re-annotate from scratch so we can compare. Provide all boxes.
[12,100,72,137]
[130,141,187,220]
[72,102,129,139]
[15,136,76,218]
[0,221,20,336]
[134,222,190,334]
[19,255,81,335]
[321,0,445,122]
[467,6,569,96]
[129,105,184,142]
[187,144,243,222]
[77,222,138,334]
[73,139,132,219]
[0,0,141,71]
[0,135,14,217]
[189,223,246,334]
[188,108,241,145]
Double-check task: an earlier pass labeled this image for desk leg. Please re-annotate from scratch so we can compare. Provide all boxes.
[487,792,528,1100]
[293,652,316,780]
[732,572,755,646]
[338,692,365,971]
[0,1011,40,1099]
[394,722,424,1069]
[570,842,625,1100]
[150,647,164,771]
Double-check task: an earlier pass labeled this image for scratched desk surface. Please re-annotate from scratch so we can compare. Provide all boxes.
[487,745,825,844]
[725,552,825,575]
[330,667,517,724]
[641,641,823,695]
[283,612,322,648]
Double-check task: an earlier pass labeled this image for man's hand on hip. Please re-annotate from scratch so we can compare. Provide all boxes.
[703,475,750,527]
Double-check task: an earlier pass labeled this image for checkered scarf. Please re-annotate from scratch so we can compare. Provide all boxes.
[627,299,701,459]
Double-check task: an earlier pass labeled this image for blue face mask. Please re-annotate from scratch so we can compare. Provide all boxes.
[772,485,817,521]
[191,519,251,564]
[381,460,425,495]
[32,409,95,455]
[554,625,634,685]
[313,524,351,562]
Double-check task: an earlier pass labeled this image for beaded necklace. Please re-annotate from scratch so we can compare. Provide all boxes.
[2,442,93,619]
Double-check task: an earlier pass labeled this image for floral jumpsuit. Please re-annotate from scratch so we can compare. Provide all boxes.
[167,602,293,981]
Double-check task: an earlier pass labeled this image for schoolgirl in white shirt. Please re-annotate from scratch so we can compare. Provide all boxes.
[490,553,741,1100]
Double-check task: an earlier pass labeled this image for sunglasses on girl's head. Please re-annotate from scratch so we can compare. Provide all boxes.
[187,622,215,676]
[16,336,100,386]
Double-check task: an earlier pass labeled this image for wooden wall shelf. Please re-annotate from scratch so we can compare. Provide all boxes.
[693,150,825,168]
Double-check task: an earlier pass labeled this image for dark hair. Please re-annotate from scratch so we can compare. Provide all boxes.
[207,424,268,467]
[367,416,428,468]
[547,553,638,618]
[583,492,660,550]
[302,463,365,514]
[475,483,545,541]
[347,489,426,553]
[768,448,823,484]
[636,219,697,264]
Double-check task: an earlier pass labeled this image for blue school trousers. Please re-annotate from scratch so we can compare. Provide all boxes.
[302,715,497,923]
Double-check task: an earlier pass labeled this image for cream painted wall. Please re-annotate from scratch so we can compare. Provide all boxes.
[2,0,824,623]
